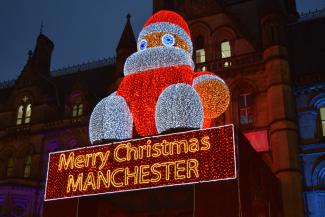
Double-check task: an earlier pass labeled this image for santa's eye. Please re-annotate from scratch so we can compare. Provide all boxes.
[139,39,147,51]
[162,34,175,46]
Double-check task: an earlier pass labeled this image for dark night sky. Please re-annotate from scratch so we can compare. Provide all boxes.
[0,0,324,82]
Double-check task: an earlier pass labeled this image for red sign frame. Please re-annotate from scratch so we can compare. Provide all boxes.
[45,124,237,201]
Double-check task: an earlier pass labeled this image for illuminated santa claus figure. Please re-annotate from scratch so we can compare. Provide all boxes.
[89,10,230,144]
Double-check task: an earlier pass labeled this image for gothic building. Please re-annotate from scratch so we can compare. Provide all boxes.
[289,11,325,216]
[0,0,324,217]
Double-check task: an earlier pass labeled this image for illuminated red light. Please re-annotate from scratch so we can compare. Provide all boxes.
[144,10,191,38]
[45,125,236,201]
[117,65,194,136]
[244,130,269,152]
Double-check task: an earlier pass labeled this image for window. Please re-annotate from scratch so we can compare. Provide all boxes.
[72,105,78,117]
[24,155,32,178]
[71,94,84,117]
[194,36,206,64]
[221,41,231,58]
[25,104,31,124]
[7,157,14,177]
[72,104,83,117]
[78,104,83,116]
[16,105,24,125]
[195,49,206,64]
[321,107,325,136]
[220,41,232,68]
[239,93,253,126]
[16,96,32,125]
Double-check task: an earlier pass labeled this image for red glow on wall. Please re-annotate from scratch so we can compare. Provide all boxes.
[244,130,269,152]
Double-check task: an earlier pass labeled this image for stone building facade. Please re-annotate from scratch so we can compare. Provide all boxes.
[0,0,324,216]
[289,11,325,217]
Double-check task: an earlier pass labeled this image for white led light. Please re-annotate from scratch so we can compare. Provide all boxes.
[89,95,133,144]
[139,39,147,51]
[162,34,175,46]
[155,83,203,133]
[138,22,193,54]
[45,124,237,202]
[124,46,194,76]
[89,98,105,144]
[89,11,231,142]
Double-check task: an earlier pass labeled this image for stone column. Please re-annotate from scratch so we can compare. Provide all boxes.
[264,46,304,217]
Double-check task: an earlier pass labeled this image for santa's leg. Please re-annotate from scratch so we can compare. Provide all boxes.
[155,83,204,134]
[89,94,133,144]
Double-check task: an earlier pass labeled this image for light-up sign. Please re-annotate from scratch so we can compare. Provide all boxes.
[45,125,236,201]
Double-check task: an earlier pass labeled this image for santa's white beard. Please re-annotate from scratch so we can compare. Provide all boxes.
[124,46,194,76]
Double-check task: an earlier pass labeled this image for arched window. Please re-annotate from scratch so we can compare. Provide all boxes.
[220,41,232,68]
[312,160,325,187]
[320,106,325,136]
[318,167,325,186]
[72,105,78,117]
[78,104,83,116]
[72,104,83,117]
[7,157,14,177]
[239,93,253,126]
[221,41,231,58]
[309,94,325,138]
[25,104,31,124]
[16,105,24,125]
[16,96,32,125]
[23,155,32,178]
[195,36,206,64]
[196,49,206,64]
[71,95,84,118]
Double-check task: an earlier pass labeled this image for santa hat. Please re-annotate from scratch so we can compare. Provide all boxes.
[138,10,193,54]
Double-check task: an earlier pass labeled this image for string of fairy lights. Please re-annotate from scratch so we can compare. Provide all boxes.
[138,22,193,54]
[124,46,194,75]
[89,94,133,144]
[89,10,230,145]
[46,12,237,217]
[193,72,230,119]
[155,83,204,133]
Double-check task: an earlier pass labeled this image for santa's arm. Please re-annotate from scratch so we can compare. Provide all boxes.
[192,71,230,120]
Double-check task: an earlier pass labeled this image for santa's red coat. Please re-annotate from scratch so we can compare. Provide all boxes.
[117,65,196,136]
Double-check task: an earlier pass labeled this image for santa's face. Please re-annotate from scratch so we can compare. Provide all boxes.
[138,32,191,52]
[124,31,194,76]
